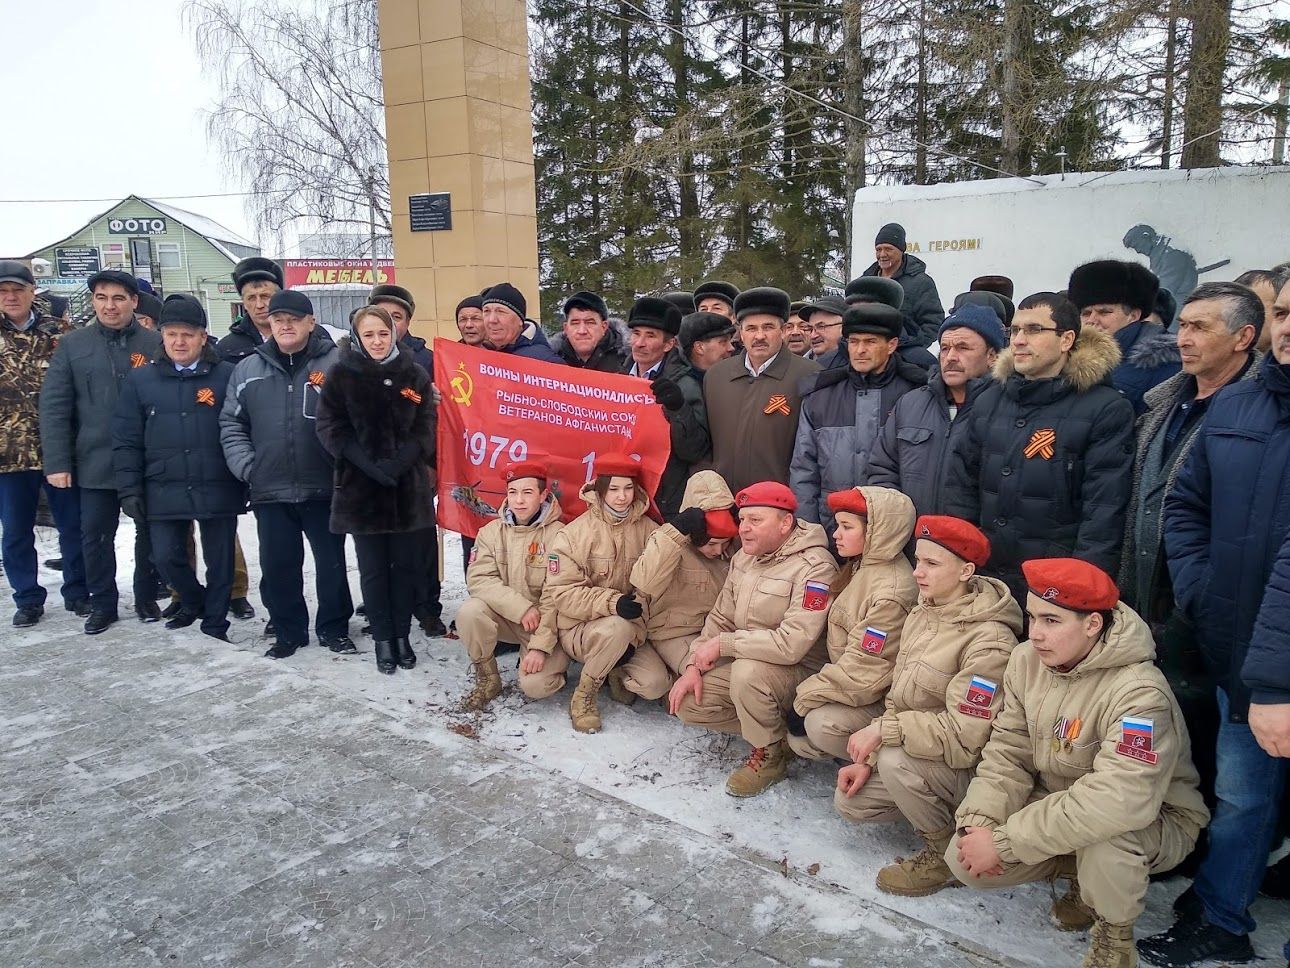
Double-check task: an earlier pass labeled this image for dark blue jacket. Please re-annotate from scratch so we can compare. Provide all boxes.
[493,321,563,365]
[1165,354,1290,721]
[1245,529,1290,705]
[1111,320,1181,416]
[400,333,433,375]
[113,346,245,520]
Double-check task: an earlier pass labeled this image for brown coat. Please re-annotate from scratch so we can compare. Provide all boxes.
[537,482,657,652]
[691,519,838,670]
[630,471,734,639]
[465,494,565,654]
[957,604,1209,866]
[876,576,1023,770]
[794,486,918,716]
[703,348,820,494]
[0,311,68,474]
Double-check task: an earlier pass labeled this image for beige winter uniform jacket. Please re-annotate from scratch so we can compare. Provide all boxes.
[956,603,1210,867]
[630,471,734,639]
[465,494,565,654]
[536,483,656,652]
[688,520,838,670]
[875,576,1023,770]
[794,486,918,716]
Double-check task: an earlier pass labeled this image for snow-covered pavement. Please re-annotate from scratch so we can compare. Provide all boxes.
[3,516,1287,966]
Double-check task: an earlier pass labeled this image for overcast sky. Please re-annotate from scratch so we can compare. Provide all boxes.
[0,0,255,257]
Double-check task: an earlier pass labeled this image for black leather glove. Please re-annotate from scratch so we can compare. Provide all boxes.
[121,495,146,521]
[671,507,708,545]
[785,707,807,738]
[650,377,684,412]
[343,443,396,488]
[614,592,643,620]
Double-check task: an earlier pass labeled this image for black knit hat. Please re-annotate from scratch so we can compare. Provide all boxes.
[845,276,904,310]
[268,289,314,317]
[939,303,1006,351]
[231,256,284,292]
[563,290,609,320]
[87,269,138,295]
[694,280,740,309]
[1068,260,1159,317]
[874,223,907,252]
[369,283,415,316]
[799,295,849,322]
[679,311,736,356]
[455,294,484,317]
[842,304,902,340]
[662,291,696,315]
[953,289,1015,327]
[733,286,790,323]
[158,293,208,329]
[971,274,1015,301]
[627,296,682,336]
[482,282,527,320]
[135,291,164,323]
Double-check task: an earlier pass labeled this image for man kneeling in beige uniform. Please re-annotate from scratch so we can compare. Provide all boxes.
[949,558,1208,968]
[669,481,837,797]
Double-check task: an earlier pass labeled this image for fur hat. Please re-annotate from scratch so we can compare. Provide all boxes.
[694,280,740,309]
[970,274,1015,301]
[845,276,904,310]
[661,291,697,315]
[135,291,164,323]
[733,286,791,323]
[679,311,736,356]
[627,296,682,336]
[1068,260,1159,317]
[799,295,849,322]
[231,256,283,291]
[842,304,902,340]
[369,284,415,316]
[953,290,1015,328]
[158,294,208,329]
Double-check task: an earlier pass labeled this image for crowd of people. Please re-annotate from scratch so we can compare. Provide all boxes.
[2,220,1290,968]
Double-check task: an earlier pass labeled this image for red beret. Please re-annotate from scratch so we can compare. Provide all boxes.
[914,515,991,568]
[735,481,798,512]
[704,508,740,539]
[1022,558,1120,612]
[593,453,643,480]
[826,489,867,518]
[503,460,547,483]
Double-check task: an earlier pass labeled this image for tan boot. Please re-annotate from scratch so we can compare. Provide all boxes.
[570,673,603,733]
[725,740,793,797]
[1052,877,1096,932]
[461,658,502,711]
[875,826,961,897]
[1082,918,1137,968]
[606,667,637,706]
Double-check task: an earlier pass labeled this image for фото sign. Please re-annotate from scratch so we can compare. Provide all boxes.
[283,259,395,287]
[108,216,168,235]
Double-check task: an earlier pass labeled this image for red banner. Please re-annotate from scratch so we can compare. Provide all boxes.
[282,259,395,287]
[434,339,672,538]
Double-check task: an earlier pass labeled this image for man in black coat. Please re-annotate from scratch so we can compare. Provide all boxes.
[39,269,163,633]
[943,292,1135,607]
[552,291,628,372]
[215,257,282,365]
[859,223,945,347]
[114,298,244,642]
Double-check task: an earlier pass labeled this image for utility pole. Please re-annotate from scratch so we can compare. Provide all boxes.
[368,165,380,286]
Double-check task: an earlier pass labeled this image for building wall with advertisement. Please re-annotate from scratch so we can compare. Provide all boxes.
[27,196,260,338]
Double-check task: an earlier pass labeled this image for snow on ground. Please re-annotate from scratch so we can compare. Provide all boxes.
[9,514,1290,966]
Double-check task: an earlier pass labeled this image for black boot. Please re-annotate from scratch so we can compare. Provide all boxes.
[84,610,119,635]
[165,607,202,630]
[373,639,398,675]
[395,636,417,670]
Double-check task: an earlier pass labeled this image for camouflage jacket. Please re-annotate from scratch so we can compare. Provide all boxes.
[0,311,68,474]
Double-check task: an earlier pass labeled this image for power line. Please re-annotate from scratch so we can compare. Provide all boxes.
[0,188,300,205]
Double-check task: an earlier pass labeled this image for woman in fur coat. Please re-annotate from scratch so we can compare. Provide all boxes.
[316,306,436,674]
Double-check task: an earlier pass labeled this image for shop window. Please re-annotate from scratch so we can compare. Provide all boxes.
[156,243,182,269]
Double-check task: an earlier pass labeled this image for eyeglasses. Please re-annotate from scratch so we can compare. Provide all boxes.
[1008,324,1060,339]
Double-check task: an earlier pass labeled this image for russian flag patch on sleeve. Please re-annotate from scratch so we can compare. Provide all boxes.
[802,580,830,611]
[1116,716,1158,764]
[957,675,998,719]
[860,627,888,655]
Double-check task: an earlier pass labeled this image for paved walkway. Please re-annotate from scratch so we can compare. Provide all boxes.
[1,615,1009,968]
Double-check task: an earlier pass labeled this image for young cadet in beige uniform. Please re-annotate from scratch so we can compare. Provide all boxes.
[612,470,739,703]
[456,461,565,709]
[533,454,657,734]
[948,559,1208,968]
[835,515,1022,896]
[669,481,838,797]
[788,485,918,760]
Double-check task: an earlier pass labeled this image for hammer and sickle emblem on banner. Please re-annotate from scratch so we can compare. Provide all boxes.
[450,362,474,407]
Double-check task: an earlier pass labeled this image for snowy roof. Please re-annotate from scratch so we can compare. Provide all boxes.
[141,198,257,260]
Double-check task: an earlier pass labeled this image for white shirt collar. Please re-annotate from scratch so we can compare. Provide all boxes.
[744,350,780,377]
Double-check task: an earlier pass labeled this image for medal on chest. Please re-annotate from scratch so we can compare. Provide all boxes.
[1051,716,1083,754]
